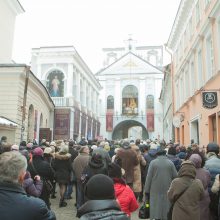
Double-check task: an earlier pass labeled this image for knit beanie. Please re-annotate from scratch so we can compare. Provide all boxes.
[85,174,115,200]
[32,147,43,156]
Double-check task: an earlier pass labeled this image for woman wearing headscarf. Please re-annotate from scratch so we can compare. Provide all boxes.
[54,143,72,207]
[189,153,211,220]
[168,161,205,220]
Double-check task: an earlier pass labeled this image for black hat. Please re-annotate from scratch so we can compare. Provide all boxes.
[108,163,122,178]
[91,153,103,164]
[207,143,219,154]
[85,174,115,200]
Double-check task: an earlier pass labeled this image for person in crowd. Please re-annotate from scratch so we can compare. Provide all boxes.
[23,171,43,197]
[92,140,111,169]
[176,145,187,160]
[144,142,158,176]
[81,153,108,191]
[11,144,19,151]
[72,145,90,209]
[167,146,182,171]
[112,147,120,163]
[43,147,56,199]
[115,139,139,188]
[211,173,220,219]
[145,147,177,220]
[54,144,72,207]
[189,153,211,220]
[108,162,139,217]
[168,161,204,220]
[64,141,78,200]
[0,151,56,220]
[19,141,27,150]
[77,174,129,219]
[205,142,220,220]
[130,143,146,199]
[28,147,55,209]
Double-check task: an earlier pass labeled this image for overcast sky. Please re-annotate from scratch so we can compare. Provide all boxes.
[13,0,180,73]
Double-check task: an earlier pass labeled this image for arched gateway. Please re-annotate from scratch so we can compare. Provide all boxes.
[112,120,149,140]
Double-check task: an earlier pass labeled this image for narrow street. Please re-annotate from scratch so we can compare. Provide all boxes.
[51,188,143,220]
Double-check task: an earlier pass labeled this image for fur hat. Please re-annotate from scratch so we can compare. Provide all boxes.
[11,144,19,151]
[44,147,53,154]
[85,174,115,200]
[59,144,69,154]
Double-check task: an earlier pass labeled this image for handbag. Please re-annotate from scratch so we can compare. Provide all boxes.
[167,180,194,220]
[42,178,53,193]
[138,201,150,219]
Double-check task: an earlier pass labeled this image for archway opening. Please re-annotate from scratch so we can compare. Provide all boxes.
[112,120,148,140]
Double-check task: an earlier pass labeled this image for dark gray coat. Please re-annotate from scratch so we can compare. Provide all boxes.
[144,155,177,219]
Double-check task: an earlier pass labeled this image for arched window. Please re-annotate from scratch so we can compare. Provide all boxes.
[107,95,114,110]
[40,113,43,128]
[27,105,34,141]
[46,70,64,97]
[146,95,154,109]
[122,85,138,115]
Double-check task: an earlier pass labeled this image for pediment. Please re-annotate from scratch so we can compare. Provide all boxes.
[96,52,162,76]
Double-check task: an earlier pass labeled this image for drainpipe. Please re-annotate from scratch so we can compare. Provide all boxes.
[20,65,30,142]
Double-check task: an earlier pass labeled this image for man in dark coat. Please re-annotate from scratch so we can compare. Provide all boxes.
[0,151,56,220]
[77,174,129,220]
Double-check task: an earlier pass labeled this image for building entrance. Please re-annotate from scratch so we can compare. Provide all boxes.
[112,120,148,140]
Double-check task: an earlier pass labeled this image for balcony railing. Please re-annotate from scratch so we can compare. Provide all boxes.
[51,97,75,107]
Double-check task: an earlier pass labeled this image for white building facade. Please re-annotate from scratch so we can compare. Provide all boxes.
[31,46,101,141]
[0,0,24,63]
[96,45,164,141]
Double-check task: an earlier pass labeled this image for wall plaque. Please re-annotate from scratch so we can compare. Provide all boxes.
[202,92,218,109]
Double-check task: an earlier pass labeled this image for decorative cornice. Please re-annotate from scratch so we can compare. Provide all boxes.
[6,0,24,15]
[167,0,195,50]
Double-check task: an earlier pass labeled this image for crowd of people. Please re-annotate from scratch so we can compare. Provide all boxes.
[0,135,220,220]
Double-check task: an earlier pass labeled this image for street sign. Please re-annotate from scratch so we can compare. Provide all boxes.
[202,92,218,109]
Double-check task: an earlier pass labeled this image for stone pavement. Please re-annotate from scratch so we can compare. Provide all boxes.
[50,188,145,220]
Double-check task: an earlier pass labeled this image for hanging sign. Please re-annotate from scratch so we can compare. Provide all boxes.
[202,92,218,109]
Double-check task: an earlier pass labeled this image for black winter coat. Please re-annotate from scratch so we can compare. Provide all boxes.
[54,153,72,184]
[77,200,129,220]
[28,155,55,207]
[0,181,56,220]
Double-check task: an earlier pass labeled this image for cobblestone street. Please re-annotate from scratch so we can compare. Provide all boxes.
[50,188,143,220]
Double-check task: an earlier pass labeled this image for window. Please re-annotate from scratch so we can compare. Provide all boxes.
[196,1,200,25]
[205,0,211,8]
[175,82,179,109]
[218,21,220,69]
[206,35,214,80]
[190,61,195,96]
[185,67,190,100]
[189,18,193,39]
[146,95,154,109]
[122,85,138,115]
[107,95,114,110]
[197,49,203,88]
